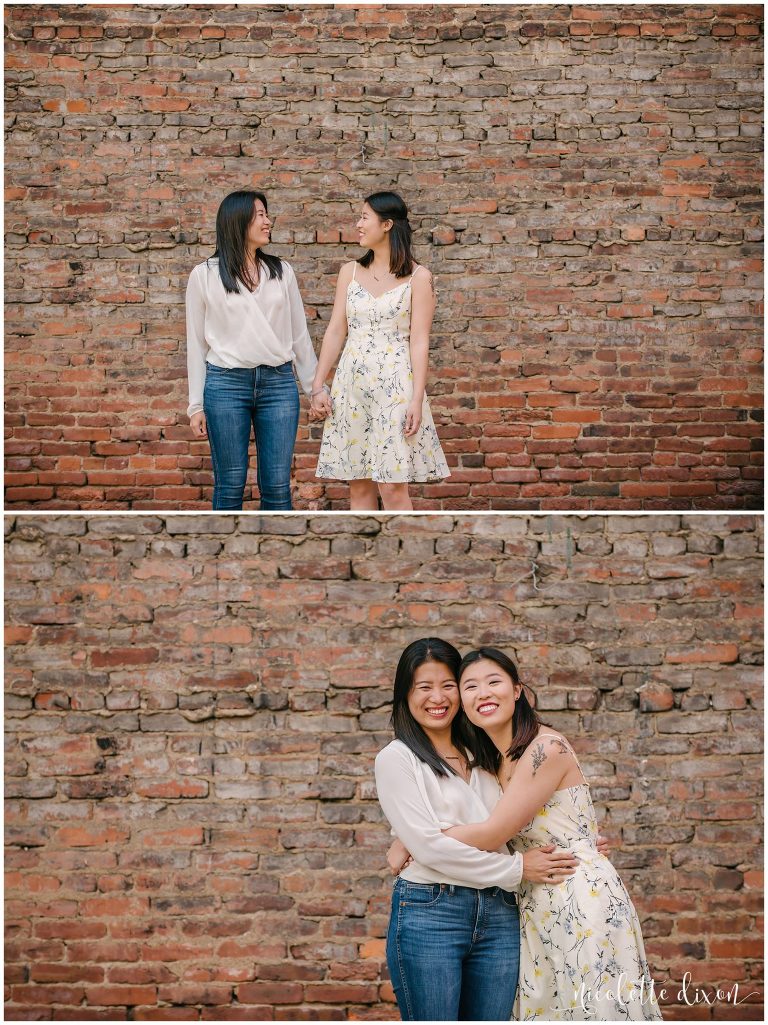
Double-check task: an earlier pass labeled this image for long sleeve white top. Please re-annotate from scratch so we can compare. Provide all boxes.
[185,257,318,417]
[374,739,523,891]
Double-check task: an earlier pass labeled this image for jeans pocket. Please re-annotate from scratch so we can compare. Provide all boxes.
[400,882,443,907]
[500,889,518,909]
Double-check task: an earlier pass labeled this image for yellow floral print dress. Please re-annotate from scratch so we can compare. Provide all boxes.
[511,736,663,1021]
[316,265,450,483]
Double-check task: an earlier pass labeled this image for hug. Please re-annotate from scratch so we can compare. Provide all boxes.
[374,638,663,1022]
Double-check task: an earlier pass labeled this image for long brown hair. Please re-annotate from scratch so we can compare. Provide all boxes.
[358,190,414,278]
[457,647,549,774]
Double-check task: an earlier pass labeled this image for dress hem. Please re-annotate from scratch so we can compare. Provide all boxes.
[315,471,451,484]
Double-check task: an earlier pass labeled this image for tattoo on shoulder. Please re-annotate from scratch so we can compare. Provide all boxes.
[530,742,546,776]
[547,737,570,756]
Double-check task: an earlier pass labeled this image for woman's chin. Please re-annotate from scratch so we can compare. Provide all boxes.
[470,713,506,730]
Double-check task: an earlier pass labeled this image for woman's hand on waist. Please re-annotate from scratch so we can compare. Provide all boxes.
[522,845,578,885]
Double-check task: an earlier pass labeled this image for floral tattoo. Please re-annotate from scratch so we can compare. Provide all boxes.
[531,737,570,777]
[531,743,546,776]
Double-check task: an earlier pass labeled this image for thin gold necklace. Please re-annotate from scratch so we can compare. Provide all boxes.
[437,749,469,778]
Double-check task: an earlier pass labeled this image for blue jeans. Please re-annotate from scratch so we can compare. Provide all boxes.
[386,878,520,1021]
[203,361,300,511]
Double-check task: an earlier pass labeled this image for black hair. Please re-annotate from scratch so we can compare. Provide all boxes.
[211,190,283,293]
[391,637,466,777]
[358,190,414,278]
[458,647,549,774]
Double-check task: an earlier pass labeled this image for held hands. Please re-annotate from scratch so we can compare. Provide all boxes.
[404,398,422,438]
[522,845,579,885]
[386,838,413,875]
[309,385,332,422]
[596,833,611,858]
[190,412,207,439]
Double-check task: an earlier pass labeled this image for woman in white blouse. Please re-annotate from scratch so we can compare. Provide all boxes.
[374,637,582,1021]
[185,190,318,510]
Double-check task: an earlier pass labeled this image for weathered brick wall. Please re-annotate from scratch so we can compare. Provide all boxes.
[4,513,763,1020]
[4,4,764,511]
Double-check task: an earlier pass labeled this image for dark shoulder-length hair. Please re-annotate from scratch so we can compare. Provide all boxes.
[391,637,466,778]
[358,190,414,278]
[457,647,549,774]
[211,190,283,293]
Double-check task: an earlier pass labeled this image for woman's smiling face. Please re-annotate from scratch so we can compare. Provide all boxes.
[246,198,272,250]
[407,660,460,734]
[356,202,390,248]
[459,657,522,729]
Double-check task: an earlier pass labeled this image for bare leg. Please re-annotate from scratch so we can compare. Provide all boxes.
[378,482,413,511]
[349,479,380,510]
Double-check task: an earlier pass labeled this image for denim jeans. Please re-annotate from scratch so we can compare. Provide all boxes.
[386,878,520,1021]
[203,361,300,511]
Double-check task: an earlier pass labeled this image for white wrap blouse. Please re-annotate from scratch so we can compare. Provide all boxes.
[185,256,318,417]
[374,739,523,891]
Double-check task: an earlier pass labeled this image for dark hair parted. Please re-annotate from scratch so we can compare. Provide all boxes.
[458,647,549,774]
[391,638,466,777]
[358,190,414,278]
[211,190,283,294]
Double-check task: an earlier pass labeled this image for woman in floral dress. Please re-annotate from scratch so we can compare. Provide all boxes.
[445,648,663,1022]
[311,191,449,510]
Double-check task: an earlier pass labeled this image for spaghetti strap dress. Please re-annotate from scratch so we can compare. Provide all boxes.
[315,264,450,483]
[512,734,663,1021]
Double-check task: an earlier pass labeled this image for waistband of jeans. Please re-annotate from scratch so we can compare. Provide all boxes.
[205,360,291,371]
[395,878,517,901]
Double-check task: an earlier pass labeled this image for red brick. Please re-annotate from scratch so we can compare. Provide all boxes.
[637,683,675,712]
[237,982,303,1004]
[135,779,209,799]
[10,984,86,1005]
[91,647,159,667]
[709,938,763,958]
[667,644,739,664]
[55,826,130,847]
[86,985,158,1006]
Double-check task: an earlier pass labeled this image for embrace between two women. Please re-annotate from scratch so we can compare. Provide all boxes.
[375,639,663,1022]
[185,189,449,511]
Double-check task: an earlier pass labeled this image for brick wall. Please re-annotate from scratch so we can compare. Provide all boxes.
[4,513,764,1019]
[4,4,764,511]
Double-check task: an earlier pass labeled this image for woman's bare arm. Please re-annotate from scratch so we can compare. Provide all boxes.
[443,736,577,851]
[311,262,353,410]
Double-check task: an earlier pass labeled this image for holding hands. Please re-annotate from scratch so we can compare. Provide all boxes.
[310,383,332,422]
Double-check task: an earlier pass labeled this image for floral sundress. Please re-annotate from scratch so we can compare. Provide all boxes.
[315,265,450,483]
[512,735,663,1021]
